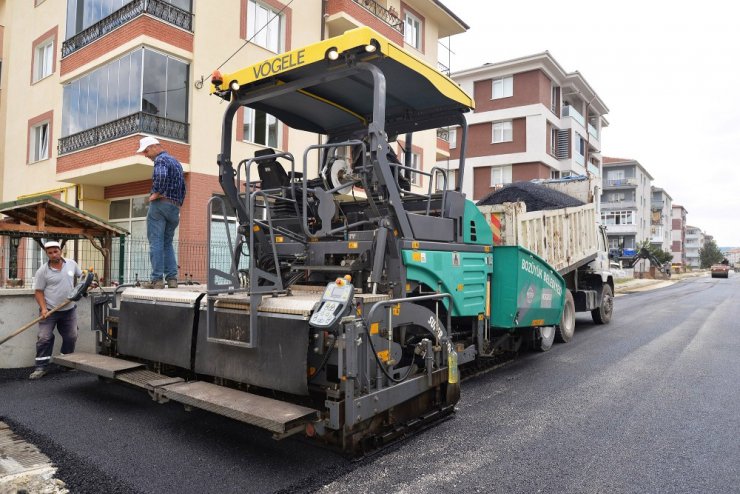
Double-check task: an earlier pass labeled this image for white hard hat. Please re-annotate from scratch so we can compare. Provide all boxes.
[137,136,160,153]
[44,241,61,250]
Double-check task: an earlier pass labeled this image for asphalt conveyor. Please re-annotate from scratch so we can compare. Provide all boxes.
[52,353,319,437]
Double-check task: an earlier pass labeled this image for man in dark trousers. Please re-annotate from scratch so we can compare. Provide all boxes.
[30,241,82,379]
[136,136,186,289]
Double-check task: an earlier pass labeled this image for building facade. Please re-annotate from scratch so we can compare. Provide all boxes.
[650,186,673,253]
[600,157,653,254]
[0,0,467,283]
[443,52,609,202]
[671,205,688,266]
[684,225,703,268]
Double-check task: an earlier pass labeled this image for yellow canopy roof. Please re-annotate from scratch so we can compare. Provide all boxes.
[213,27,473,136]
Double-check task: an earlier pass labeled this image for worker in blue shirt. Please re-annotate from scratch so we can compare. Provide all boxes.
[136,136,186,289]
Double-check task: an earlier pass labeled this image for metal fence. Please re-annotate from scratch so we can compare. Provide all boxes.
[0,235,245,288]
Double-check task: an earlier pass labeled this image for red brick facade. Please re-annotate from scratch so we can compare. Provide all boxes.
[511,162,549,181]
[474,70,552,113]
[325,0,404,45]
[57,136,190,174]
[451,118,526,160]
[60,16,194,76]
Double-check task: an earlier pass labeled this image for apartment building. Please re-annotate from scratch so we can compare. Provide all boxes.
[600,157,653,254]
[443,52,609,201]
[671,205,688,266]
[650,186,673,253]
[0,0,467,282]
[684,225,704,268]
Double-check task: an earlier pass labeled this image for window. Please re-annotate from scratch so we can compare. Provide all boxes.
[550,170,560,179]
[404,11,422,50]
[109,196,173,283]
[62,48,188,137]
[490,167,504,186]
[492,121,512,143]
[409,151,421,186]
[448,127,457,149]
[33,38,54,82]
[607,169,625,181]
[492,76,513,99]
[243,108,280,147]
[601,210,635,226]
[29,122,50,162]
[247,0,283,52]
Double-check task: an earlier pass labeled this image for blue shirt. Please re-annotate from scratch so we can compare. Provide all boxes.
[151,151,186,206]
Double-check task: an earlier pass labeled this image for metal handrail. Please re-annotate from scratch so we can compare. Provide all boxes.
[351,0,404,34]
[58,112,188,155]
[62,0,193,58]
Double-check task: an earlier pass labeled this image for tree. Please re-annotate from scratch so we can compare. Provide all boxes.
[699,238,724,268]
[638,240,673,264]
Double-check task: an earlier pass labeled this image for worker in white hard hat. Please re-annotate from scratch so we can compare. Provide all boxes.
[136,136,186,289]
[29,241,82,379]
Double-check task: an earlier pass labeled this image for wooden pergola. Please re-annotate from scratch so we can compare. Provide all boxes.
[0,196,129,285]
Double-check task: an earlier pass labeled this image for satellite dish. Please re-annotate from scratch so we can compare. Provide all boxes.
[329,158,353,195]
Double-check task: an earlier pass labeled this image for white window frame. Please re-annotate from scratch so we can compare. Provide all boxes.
[490,167,504,187]
[243,108,281,148]
[492,120,512,143]
[29,122,50,163]
[404,11,421,50]
[607,169,625,180]
[409,151,421,186]
[33,38,54,82]
[247,0,283,53]
[492,76,513,99]
[448,127,457,149]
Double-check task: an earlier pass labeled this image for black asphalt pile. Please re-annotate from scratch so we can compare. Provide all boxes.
[476,181,584,211]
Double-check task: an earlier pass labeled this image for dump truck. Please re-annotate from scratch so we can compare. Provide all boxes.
[55,28,568,454]
[711,259,731,278]
[477,177,615,343]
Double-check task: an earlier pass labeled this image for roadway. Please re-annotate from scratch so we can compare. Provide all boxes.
[1,273,738,493]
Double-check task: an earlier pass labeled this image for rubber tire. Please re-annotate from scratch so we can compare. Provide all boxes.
[591,284,613,325]
[555,291,576,343]
[535,326,556,352]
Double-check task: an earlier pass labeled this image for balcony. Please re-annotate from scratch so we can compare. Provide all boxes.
[601,200,637,210]
[58,112,188,155]
[561,105,585,127]
[588,122,599,140]
[604,224,638,234]
[651,200,665,209]
[603,177,638,187]
[352,0,404,34]
[62,0,193,58]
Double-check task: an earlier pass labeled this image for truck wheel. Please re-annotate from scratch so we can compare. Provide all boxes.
[555,291,575,343]
[535,326,556,352]
[591,284,613,325]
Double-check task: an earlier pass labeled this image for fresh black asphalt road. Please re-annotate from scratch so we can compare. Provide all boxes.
[1,273,738,493]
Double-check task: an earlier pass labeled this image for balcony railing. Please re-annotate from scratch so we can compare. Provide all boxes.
[62,0,193,58]
[601,200,637,209]
[588,122,599,140]
[352,0,404,34]
[436,128,449,141]
[58,112,188,155]
[651,200,665,209]
[604,177,638,187]
[561,105,585,127]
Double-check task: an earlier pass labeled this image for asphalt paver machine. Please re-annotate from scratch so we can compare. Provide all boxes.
[57,28,566,453]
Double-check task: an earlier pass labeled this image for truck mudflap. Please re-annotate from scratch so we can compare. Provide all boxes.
[52,353,319,438]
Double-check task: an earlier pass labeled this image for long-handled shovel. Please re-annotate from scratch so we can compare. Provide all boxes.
[0,270,95,347]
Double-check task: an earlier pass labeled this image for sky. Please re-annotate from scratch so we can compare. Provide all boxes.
[442,0,740,247]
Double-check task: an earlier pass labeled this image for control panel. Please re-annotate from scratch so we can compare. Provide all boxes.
[309,278,354,329]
